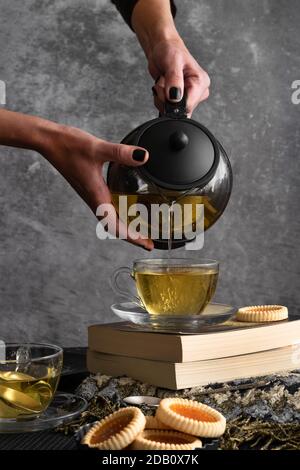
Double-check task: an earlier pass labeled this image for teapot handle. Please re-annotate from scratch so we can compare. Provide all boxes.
[163,93,187,119]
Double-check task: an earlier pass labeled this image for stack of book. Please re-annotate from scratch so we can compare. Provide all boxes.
[87,318,300,390]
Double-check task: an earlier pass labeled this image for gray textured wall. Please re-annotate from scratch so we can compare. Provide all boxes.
[0,0,299,346]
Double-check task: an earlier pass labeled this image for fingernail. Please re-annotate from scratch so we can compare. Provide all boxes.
[152,86,157,97]
[169,87,181,100]
[133,149,146,162]
[155,76,160,84]
[142,243,153,251]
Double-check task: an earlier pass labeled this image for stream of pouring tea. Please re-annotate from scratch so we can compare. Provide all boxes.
[167,201,176,256]
[167,190,194,256]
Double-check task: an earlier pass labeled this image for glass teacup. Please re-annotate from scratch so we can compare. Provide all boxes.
[0,343,63,420]
[111,258,219,316]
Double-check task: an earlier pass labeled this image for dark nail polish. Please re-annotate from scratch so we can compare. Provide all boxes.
[169,87,181,100]
[133,149,146,162]
[152,86,157,97]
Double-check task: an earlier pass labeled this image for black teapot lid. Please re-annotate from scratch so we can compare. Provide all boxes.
[134,96,220,190]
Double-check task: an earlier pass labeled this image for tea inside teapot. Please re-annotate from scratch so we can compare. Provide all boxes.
[107,95,232,249]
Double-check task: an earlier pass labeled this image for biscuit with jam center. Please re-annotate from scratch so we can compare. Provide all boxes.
[156,398,226,437]
[82,407,146,450]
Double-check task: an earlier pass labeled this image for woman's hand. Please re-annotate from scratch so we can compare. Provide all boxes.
[42,125,154,250]
[149,37,210,116]
[131,0,210,116]
[0,109,153,250]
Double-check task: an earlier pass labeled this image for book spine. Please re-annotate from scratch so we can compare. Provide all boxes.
[88,328,183,362]
[87,350,177,390]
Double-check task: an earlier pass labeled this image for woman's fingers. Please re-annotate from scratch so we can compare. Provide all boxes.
[184,69,211,114]
[164,60,184,103]
[91,139,154,249]
[152,94,164,114]
[152,76,166,107]
[152,69,210,115]
[99,141,149,166]
[93,181,154,251]
[97,203,154,251]
[149,38,211,114]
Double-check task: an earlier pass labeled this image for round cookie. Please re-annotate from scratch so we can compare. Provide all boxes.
[131,429,202,450]
[145,415,170,430]
[82,407,146,450]
[236,305,288,323]
[156,398,226,438]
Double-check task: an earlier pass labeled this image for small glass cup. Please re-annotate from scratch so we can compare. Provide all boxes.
[111,258,219,316]
[0,343,63,420]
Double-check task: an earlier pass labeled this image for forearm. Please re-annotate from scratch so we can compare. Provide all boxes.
[0,109,60,155]
[131,0,181,58]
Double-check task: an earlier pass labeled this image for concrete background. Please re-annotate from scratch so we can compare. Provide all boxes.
[0,0,299,346]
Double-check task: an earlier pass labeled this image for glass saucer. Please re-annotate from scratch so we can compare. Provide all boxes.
[0,393,88,433]
[110,302,236,333]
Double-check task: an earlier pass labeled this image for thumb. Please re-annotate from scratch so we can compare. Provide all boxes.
[101,141,149,166]
[164,62,184,102]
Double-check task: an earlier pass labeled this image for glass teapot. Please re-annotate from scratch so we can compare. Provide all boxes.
[107,96,232,249]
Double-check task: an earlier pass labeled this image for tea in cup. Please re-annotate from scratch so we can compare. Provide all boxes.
[111,259,219,316]
[0,343,63,420]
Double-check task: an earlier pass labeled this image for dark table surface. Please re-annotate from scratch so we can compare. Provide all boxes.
[2,348,300,451]
[0,348,88,450]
